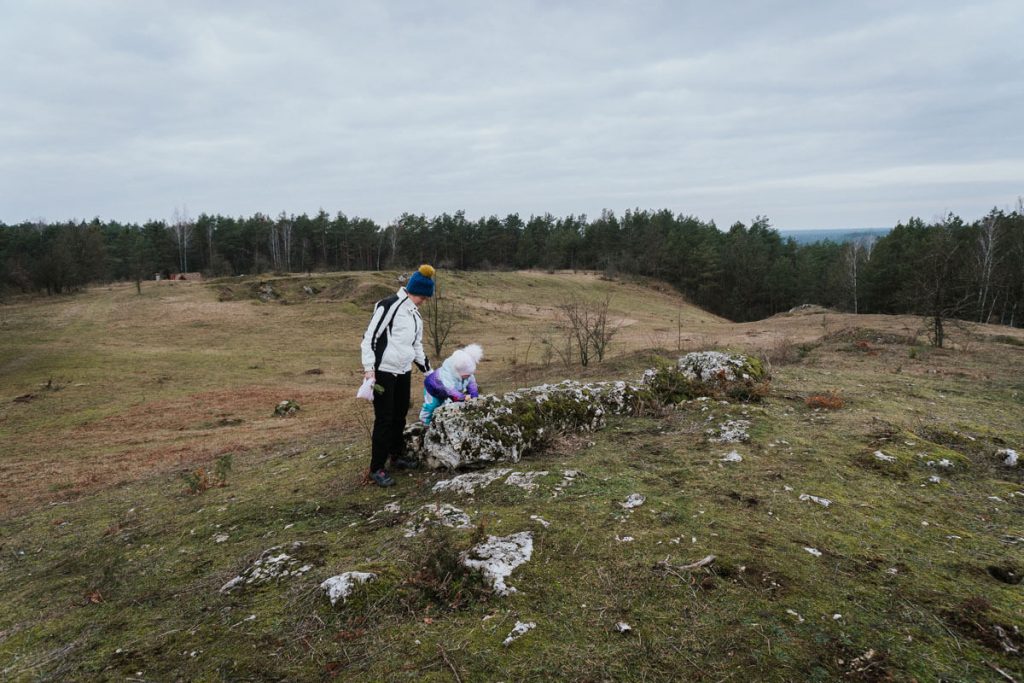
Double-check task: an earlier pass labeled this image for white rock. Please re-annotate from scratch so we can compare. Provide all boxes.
[615,535,635,543]
[502,621,536,646]
[614,622,633,633]
[799,494,832,508]
[786,609,805,623]
[804,547,822,557]
[432,469,512,495]
[997,448,1019,467]
[505,471,549,492]
[529,515,551,528]
[320,572,377,606]
[404,503,473,537]
[219,542,314,592]
[873,450,897,463]
[621,493,646,509]
[462,532,533,596]
[708,420,752,444]
[214,534,229,543]
[721,450,743,463]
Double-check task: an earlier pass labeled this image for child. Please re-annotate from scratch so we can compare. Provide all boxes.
[420,344,483,425]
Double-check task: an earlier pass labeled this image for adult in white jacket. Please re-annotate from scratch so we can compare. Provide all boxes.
[359,265,435,487]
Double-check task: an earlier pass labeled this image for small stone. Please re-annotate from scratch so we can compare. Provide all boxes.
[502,621,536,646]
[321,572,377,606]
[804,547,822,557]
[873,450,897,463]
[621,493,646,510]
[614,622,632,633]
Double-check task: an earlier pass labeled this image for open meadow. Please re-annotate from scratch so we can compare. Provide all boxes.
[1,271,1022,681]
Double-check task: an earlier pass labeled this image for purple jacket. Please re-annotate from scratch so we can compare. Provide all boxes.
[424,362,478,402]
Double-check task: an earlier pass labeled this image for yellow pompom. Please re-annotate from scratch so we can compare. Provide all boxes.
[418,264,435,278]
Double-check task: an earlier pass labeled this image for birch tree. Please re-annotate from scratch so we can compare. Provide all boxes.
[171,206,193,274]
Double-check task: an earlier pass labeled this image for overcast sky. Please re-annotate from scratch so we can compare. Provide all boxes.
[2,1,1022,230]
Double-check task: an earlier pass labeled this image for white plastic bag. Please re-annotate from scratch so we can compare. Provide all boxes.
[356,377,376,401]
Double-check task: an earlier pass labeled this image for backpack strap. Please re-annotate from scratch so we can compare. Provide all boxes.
[370,293,407,370]
[370,294,403,349]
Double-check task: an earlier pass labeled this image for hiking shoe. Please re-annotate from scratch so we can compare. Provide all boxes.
[390,455,420,470]
[369,469,395,487]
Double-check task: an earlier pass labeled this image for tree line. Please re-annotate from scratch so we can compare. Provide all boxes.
[1,203,1022,328]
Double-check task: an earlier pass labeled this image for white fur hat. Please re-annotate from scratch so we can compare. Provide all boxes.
[450,344,483,374]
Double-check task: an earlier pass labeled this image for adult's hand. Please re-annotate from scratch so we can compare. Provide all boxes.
[364,370,375,381]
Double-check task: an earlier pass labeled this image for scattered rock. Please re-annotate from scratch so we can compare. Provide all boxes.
[621,493,646,510]
[708,420,751,444]
[273,400,300,417]
[614,622,633,633]
[502,621,536,646]
[505,471,549,492]
[320,572,377,605]
[799,494,832,508]
[257,283,277,302]
[432,469,512,495]
[404,504,472,537]
[213,534,229,544]
[873,450,897,463]
[997,448,1019,467]
[786,608,805,623]
[721,450,743,463]
[462,532,533,596]
[220,542,318,592]
[803,547,822,557]
[553,469,581,496]
[928,476,942,484]
[529,515,551,528]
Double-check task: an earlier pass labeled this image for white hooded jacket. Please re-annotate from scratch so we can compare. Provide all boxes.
[360,288,428,374]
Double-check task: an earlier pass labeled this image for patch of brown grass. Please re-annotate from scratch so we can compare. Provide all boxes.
[805,392,845,410]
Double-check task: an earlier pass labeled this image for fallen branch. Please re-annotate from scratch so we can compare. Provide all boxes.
[986,661,1018,683]
[654,555,716,580]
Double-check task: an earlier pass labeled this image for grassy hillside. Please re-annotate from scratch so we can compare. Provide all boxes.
[1,271,1022,681]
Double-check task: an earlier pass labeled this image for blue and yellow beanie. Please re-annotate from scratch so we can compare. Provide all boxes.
[406,264,435,297]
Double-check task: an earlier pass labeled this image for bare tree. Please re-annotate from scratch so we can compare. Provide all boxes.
[557,293,620,367]
[975,214,998,323]
[386,220,403,267]
[171,206,193,274]
[421,276,462,359]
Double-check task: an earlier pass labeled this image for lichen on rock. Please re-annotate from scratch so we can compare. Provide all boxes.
[220,542,320,593]
[320,571,376,606]
[642,351,771,403]
[462,531,533,596]
[404,503,473,537]
[408,380,643,469]
[406,353,768,470]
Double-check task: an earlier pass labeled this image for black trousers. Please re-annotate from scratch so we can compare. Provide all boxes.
[370,370,411,472]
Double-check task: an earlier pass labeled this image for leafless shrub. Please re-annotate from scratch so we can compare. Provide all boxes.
[422,278,463,359]
[557,293,621,367]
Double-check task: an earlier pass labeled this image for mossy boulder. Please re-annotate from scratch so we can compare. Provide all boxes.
[406,380,643,469]
[642,351,771,402]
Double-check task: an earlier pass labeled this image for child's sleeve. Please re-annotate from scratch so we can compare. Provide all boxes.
[467,376,479,398]
[424,371,455,400]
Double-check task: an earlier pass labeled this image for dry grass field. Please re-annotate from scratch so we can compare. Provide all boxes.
[1,270,1022,681]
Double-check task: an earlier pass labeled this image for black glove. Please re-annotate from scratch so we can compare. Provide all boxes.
[415,357,431,373]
